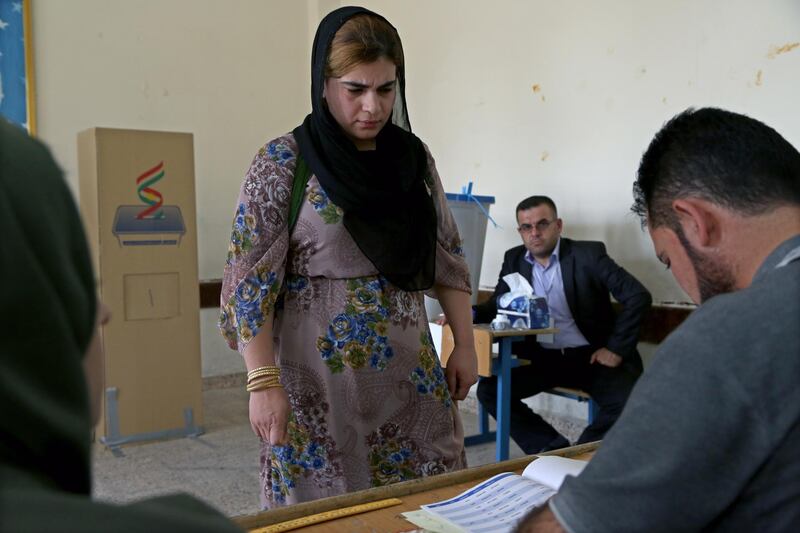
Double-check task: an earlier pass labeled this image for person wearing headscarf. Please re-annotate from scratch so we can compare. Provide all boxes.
[220,6,478,508]
[0,119,241,532]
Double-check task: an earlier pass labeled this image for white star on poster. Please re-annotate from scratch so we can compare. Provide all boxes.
[0,19,10,30]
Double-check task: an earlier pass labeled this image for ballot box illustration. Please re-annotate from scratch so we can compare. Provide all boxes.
[78,128,203,452]
[112,205,186,246]
[111,160,187,247]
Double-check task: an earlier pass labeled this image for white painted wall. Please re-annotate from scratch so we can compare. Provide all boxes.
[34,0,800,296]
[32,0,316,378]
[357,0,800,302]
[30,1,799,377]
[32,0,311,281]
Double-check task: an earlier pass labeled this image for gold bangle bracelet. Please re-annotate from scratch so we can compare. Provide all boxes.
[247,376,280,386]
[247,375,280,385]
[247,365,280,379]
[246,375,280,385]
[248,366,280,373]
[247,368,281,380]
[247,381,283,393]
[248,366,280,375]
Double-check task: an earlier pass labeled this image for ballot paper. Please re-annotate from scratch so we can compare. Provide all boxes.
[406,456,587,533]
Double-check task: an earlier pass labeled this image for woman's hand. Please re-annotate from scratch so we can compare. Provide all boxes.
[445,342,478,401]
[249,387,291,445]
[431,284,478,401]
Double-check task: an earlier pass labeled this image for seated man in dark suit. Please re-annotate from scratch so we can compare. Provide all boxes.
[474,196,651,453]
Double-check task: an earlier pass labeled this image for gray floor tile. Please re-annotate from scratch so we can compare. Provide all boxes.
[92,387,586,517]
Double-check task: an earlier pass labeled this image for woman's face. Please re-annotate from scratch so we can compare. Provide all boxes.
[323,57,397,150]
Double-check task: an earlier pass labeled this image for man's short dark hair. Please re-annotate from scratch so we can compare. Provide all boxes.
[516,195,558,217]
[633,107,800,228]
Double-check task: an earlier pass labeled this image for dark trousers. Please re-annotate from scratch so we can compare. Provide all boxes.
[476,344,641,454]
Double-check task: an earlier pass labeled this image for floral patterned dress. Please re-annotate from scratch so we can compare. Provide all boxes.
[219,133,471,508]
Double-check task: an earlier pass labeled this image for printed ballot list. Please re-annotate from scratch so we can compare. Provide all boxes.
[412,456,587,533]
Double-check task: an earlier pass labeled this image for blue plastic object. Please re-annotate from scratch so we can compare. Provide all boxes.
[444,192,496,204]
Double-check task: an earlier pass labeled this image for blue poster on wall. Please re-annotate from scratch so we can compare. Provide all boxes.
[0,0,34,134]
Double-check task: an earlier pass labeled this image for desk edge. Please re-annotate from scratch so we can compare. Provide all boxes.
[233,441,600,529]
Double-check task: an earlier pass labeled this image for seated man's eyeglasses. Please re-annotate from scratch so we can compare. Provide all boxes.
[518,219,556,233]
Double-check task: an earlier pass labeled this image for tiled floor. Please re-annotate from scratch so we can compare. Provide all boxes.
[92,386,586,518]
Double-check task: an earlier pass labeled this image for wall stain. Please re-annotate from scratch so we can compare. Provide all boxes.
[755,69,763,86]
[540,151,549,162]
[662,97,667,104]
[532,84,545,102]
[767,42,799,59]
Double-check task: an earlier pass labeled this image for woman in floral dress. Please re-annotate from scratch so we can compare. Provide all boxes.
[219,6,478,508]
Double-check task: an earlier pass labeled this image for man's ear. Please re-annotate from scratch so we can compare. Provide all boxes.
[672,198,721,249]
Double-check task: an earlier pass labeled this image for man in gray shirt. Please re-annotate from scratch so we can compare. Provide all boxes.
[517,107,800,532]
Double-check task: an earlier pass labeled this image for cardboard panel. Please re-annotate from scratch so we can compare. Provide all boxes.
[123,272,180,320]
[440,325,492,377]
[78,128,202,440]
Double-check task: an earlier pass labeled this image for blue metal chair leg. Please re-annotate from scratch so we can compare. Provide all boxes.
[495,338,513,461]
[478,400,490,435]
[588,399,598,425]
[464,379,496,446]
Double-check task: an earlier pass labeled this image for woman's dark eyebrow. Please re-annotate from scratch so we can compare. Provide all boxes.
[340,79,396,89]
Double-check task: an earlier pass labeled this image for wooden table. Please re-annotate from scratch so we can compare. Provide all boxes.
[234,442,598,532]
[441,324,558,461]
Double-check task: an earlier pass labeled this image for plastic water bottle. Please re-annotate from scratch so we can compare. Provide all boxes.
[511,317,528,330]
[491,314,511,331]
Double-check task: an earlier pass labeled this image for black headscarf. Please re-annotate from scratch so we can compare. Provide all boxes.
[0,120,242,532]
[293,6,437,291]
[0,119,97,496]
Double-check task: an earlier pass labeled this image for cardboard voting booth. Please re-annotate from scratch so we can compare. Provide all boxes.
[78,128,203,451]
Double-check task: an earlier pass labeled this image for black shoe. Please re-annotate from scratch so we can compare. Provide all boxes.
[538,435,570,453]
